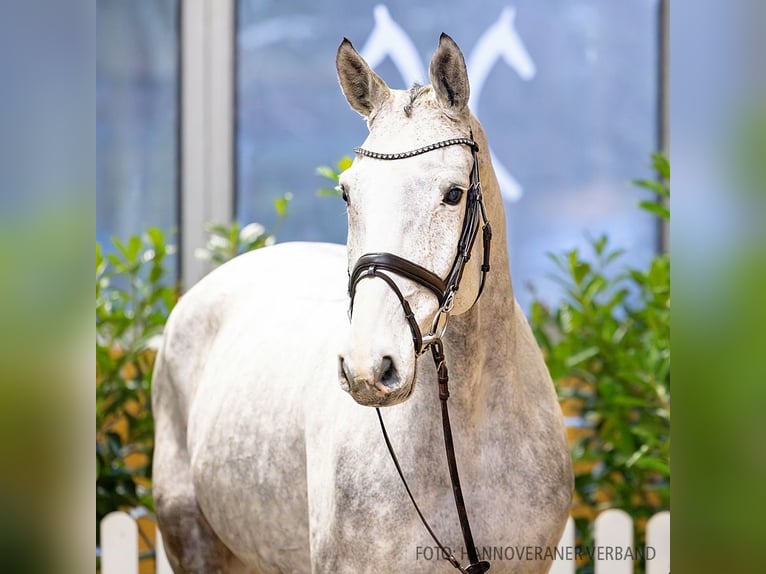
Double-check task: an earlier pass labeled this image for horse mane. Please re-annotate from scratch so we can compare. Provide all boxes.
[404,83,430,117]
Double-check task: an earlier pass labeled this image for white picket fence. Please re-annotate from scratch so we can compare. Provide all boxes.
[99,509,669,574]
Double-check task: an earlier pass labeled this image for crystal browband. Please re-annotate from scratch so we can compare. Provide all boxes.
[354,137,478,160]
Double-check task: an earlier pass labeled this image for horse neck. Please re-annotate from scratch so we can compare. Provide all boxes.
[441,119,516,411]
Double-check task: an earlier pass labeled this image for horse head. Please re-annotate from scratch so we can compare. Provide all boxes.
[335,34,488,407]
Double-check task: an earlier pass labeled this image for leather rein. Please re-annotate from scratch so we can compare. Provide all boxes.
[347,133,492,574]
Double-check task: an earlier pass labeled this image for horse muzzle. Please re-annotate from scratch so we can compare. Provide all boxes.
[338,353,413,406]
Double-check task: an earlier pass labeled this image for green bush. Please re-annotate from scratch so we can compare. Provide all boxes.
[195,193,292,265]
[96,210,286,546]
[529,154,670,573]
[96,229,178,538]
[316,156,353,197]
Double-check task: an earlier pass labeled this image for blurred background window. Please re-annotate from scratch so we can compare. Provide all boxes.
[97,0,179,277]
[236,0,661,309]
[95,0,662,306]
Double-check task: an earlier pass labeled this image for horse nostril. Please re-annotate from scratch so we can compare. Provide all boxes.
[379,355,399,388]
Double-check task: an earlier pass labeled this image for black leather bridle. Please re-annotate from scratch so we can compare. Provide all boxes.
[347,133,493,574]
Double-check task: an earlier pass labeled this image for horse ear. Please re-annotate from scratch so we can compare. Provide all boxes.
[336,38,390,119]
[428,33,470,118]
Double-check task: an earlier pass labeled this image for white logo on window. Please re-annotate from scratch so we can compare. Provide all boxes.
[359,5,536,203]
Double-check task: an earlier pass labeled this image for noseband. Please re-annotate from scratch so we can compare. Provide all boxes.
[347,134,493,574]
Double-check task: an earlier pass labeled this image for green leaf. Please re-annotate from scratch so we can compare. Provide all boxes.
[638,200,670,221]
[613,396,656,408]
[648,257,669,288]
[227,222,240,247]
[145,227,164,247]
[607,288,630,312]
[317,187,343,197]
[96,244,107,277]
[558,304,575,334]
[582,275,607,304]
[567,249,579,274]
[337,156,354,171]
[545,252,568,275]
[605,248,626,265]
[273,193,293,218]
[205,222,232,237]
[565,346,600,368]
[591,234,608,256]
[573,261,591,286]
[149,264,163,284]
[530,300,549,326]
[127,236,142,264]
[316,165,339,182]
[633,457,670,476]
[106,253,124,271]
[633,179,670,198]
[651,153,670,179]
[111,237,129,263]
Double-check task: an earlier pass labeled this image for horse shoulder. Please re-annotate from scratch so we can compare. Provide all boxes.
[154,242,348,422]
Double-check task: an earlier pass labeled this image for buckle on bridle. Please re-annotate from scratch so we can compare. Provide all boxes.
[420,304,451,354]
[441,289,456,313]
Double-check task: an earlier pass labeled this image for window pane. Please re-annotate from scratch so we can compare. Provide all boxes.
[97,0,178,272]
[237,0,659,309]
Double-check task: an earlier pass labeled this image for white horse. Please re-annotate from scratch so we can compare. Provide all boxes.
[152,35,572,574]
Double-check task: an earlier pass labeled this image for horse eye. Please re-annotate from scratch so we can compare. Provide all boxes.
[443,187,464,206]
[336,185,349,204]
